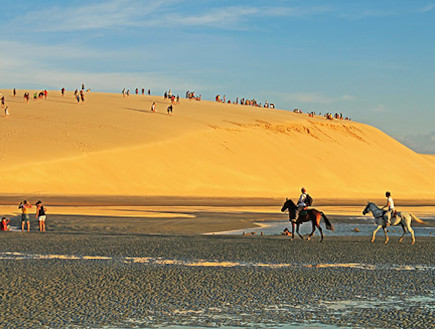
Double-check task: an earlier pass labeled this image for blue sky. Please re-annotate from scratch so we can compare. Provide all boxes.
[1,0,434,153]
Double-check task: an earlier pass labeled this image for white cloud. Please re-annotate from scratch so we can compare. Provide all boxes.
[14,0,171,32]
[398,131,435,154]
[10,2,334,32]
[372,104,388,112]
[419,4,435,13]
[282,92,354,105]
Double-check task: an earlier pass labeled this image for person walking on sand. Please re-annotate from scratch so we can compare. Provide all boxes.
[35,201,47,232]
[19,200,32,232]
[4,106,9,117]
[382,191,395,225]
[151,102,156,113]
[167,104,173,115]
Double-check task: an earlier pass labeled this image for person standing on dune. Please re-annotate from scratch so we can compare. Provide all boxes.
[151,102,156,113]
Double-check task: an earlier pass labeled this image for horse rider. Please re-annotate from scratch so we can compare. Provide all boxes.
[382,191,395,225]
[297,187,308,216]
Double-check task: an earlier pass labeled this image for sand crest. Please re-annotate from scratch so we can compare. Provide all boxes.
[0,89,434,199]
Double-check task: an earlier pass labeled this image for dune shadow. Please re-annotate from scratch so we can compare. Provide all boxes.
[125,107,169,116]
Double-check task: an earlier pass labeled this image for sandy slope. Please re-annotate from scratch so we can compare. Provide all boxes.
[0,89,434,199]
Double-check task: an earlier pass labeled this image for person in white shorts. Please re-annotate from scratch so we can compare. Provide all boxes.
[35,200,47,232]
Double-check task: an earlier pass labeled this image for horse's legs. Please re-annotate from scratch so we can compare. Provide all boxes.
[306,220,316,241]
[290,222,295,241]
[398,223,406,243]
[317,224,324,243]
[296,224,304,240]
[371,225,382,243]
[383,226,389,244]
[406,222,415,244]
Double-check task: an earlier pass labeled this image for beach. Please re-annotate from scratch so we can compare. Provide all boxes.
[0,232,433,328]
[0,89,434,328]
[0,202,434,328]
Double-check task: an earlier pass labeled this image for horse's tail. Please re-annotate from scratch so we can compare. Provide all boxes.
[410,213,426,225]
[321,212,334,231]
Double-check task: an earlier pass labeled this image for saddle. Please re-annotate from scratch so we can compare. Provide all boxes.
[299,209,308,217]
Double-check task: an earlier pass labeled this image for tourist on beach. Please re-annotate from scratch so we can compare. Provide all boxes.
[151,102,156,113]
[142,88,145,95]
[167,105,173,115]
[19,200,32,232]
[80,89,85,103]
[4,106,9,117]
[1,96,5,108]
[35,201,47,232]
[148,89,151,95]
[1,217,10,231]
[61,87,65,96]
[382,191,395,225]
[13,88,16,97]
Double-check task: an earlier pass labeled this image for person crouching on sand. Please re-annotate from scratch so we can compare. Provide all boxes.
[1,217,10,231]
[35,201,47,232]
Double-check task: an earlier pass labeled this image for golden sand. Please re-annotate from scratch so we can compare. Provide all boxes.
[0,89,434,200]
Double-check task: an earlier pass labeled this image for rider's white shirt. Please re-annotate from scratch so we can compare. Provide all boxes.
[297,193,307,207]
[387,197,395,211]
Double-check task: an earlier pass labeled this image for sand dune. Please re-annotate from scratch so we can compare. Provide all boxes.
[0,89,434,200]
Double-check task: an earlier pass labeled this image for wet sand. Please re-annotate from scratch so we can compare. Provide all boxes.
[0,200,433,328]
[1,196,434,235]
[0,232,433,328]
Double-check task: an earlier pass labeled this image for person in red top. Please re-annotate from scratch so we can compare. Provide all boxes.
[1,217,10,231]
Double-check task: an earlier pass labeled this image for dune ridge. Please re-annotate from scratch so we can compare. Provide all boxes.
[0,89,434,200]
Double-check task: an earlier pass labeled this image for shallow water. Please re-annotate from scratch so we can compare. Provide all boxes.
[2,251,434,271]
[104,293,435,328]
[209,221,435,238]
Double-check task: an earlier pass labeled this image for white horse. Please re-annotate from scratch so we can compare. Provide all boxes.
[362,202,426,244]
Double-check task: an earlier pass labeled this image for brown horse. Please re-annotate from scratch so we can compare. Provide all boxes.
[281,198,334,242]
